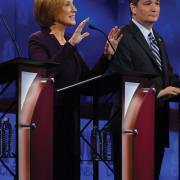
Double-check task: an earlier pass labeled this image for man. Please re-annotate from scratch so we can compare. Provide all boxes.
[107,0,180,179]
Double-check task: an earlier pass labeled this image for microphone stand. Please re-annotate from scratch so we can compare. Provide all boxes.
[89,24,117,53]
[88,24,120,180]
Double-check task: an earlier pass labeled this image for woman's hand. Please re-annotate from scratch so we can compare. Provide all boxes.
[157,86,180,98]
[69,18,90,46]
[104,26,123,60]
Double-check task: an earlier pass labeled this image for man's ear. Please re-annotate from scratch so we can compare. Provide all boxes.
[130,3,137,16]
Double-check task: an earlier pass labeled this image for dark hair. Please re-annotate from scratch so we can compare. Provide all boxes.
[129,0,139,15]
[129,0,139,5]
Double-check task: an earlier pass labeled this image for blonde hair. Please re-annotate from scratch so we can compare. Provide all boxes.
[33,0,64,27]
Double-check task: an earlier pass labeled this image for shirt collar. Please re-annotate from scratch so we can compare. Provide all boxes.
[132,18,154,45]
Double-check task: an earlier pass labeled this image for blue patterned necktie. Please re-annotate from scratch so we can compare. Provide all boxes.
[148,32,162,70]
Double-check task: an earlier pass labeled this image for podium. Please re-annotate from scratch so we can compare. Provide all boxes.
[0,59,156,180]
[57,73,155,180]
[0,58,56,180]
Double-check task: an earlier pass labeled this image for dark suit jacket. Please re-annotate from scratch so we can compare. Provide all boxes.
[107,21,180,147]
[108,21,180,94]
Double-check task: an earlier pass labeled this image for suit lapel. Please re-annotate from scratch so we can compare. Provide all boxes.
[129,21,162,72]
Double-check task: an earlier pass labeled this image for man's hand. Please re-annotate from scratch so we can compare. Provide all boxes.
[157,86,180,98]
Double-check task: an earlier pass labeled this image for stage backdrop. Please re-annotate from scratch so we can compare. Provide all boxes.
[0,0,180,180]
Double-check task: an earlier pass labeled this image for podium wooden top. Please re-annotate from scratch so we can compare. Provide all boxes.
[0,57,59,83]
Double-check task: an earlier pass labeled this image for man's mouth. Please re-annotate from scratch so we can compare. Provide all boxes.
[149,14,159,17]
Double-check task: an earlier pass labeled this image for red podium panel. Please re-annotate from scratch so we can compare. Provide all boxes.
[122,85,155,180]
[134,89,154,180]
[30,79,54,180]
[18,66,54,180]
[0,58,56,180]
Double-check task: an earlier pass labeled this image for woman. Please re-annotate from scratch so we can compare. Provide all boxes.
[29,0,122,179]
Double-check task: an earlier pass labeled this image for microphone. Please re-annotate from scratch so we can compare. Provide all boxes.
[0,15,22,57]
[88,24,117,54]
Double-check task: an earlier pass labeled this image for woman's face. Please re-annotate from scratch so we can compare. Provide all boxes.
[55,0,77,27]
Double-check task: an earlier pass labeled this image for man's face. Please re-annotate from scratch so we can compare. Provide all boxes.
[130,0,160,28]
